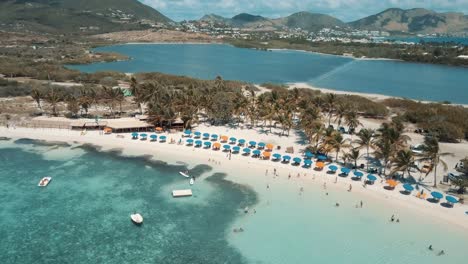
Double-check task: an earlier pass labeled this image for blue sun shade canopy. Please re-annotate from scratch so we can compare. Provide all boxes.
[233,146,240,152]
[203,133,210,137]
[186,139,194,143]
[253,150,261,155]
[150,135,157,139]
[446,196,458,204]
[328,165,338,171]
[194,131,201,136]
[293,157,302,163]
[431,191,443,200]
[211,134,218,138]
[159,135,167,140]
[132,132,138,137]
[304,159,313,165]
[230,137,237,142]
[243,148,251,153]
[223,145,231,149]
[317,155,327,160]
[283,155,291,160]
[184,129,191,135]
[140,133,148,137]
[204,141,212,146]
[341,168,351,174]
[195,140,202,145]
[249,141,257,146]
[353,171,364,177]
[367,174,377,181]
[238,139,246,144]
[403,184,414,191]
[273,153,282,159]
[258,142,266,147]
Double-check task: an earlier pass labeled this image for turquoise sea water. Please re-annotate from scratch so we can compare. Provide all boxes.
[1,139,468,264]
[68,44,468,104]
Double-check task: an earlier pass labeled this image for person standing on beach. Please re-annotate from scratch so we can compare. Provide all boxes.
[360,200,363,208]
[348,184,352,192]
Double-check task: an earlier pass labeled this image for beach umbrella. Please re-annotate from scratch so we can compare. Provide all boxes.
[317,155,328,161]
[282,155,291,161]
[204,141,212,147]
[305,152,314,159]
[195,140,203,146]
[293,157,302,164]
[213,142,221,149]
[229,137,237,143]
[262,152,271,159]
[386,179,399,188]
[184,129,192,135]
[341,168,351,174]
[186,138,194,144]
[316,162,325,169]
[258,142,266,148]
[328,165,338,171]
[211,134,219,139]
[233,146,240,153]
[403,184,414,192]
[353,171,364,178]
[243,148,251,153]
[155,127,163,132]
[131,132,139,138]
[140,133,148,138]
[159,135,167,141]
[238,139,246,145]
[272,153,282,160]
[249,141,257,147]
[266,143,274,150]
[223,144,231,150]
[150,134,157,140]
[304,159,313,166]
[367,174,377,182]
[203,133,210,139]
[446,196,459,204]
[220,135,229,142]
[431,191,443,200]
[252,149,261,156]
[194,131,201,137]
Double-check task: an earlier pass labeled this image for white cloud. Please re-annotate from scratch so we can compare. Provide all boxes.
[139,0,468,21]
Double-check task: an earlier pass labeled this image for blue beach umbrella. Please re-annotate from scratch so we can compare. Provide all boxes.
[223,144,231,150]
[293,157,302,164]
[283,155,291,161]
[252,149,261,156]
[328,165,338,171]
[341,168,351,174]
[367,174,377,182]
[243,148,251,153]
[304,159,313,166]
[403,184,414,192]
[258,142,266,148]
[238,139,246,145]
[229,137,237,143]
[305,152,314,159]
[140,133,148,139]
[184,129,192,135]
[159,135,167,141]
[317,155,328,161]
[232,146,240,153]
[194,131,201,137]
[150,134,157,140]
[353,171,364,178]
[204,141,212,147]
[186,138,194,144]
[203,133,210,139]
[446,196,459,204]
[272,153,282,160]
[431,191,444,200]
[211,134,218,139]
[131,132,139,138]
[249,141,257,147]
[195,140,202,146]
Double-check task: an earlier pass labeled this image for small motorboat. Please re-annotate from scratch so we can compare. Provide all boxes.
[179,171,190,178]
[130,213,143,225]
[189,177,194,185]
[38,177,52,187]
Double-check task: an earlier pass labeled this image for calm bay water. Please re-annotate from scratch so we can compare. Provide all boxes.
[68,44,468,104]
[1,139,468,263]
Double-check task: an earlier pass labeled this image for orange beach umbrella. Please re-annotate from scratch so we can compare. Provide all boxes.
[266,143,274,150]
[316,162,325,168]
[262,152,271,159]
[220,135,229,142]
[386,179,399,188]
[155,127,163,132]
[213,142,221,149]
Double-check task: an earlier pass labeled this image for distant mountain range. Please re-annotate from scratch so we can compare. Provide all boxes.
[0,0,171,34]
[201,8,468,34]
[0,1,466,35]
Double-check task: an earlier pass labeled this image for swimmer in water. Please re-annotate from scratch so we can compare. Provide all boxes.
[437,250,445,256]
[428,245,433,251]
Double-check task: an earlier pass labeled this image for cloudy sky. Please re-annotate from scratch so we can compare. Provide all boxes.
[139,0,468,21]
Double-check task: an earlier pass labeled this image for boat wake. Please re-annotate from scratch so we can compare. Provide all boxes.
[311,60,358,83]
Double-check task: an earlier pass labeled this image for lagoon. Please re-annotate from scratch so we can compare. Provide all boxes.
[68,44,468,104]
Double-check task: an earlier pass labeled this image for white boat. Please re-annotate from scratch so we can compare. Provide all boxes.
[38,177,52,187]
[189,178,194,185]
[179,171,190,178]
[130,213,143,225]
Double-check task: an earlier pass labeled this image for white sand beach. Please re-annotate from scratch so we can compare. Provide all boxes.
[1,124,467,233]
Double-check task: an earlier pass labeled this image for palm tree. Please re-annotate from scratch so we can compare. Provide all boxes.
[334,103,347,128]
[374,139,393,176]
[130,76,143,114]
[325,93,336,126]
[344,147,361,169]
[30,85,43,111]
[330,132,350,163]
[344,108,362,133]
[391,149,415,179]
[44,87,63,116]
[78,86,95,116]
[420,136,453,187]
[355,128,375,171]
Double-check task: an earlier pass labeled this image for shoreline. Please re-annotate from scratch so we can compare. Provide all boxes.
[1,126,467,234]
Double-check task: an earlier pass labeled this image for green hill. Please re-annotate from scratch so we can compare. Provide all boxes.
[0,0,171,34]
[284,12,346,32]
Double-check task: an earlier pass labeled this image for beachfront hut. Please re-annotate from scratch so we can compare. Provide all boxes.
[194,131,201,138]
[243,148,251,155]
[258,142,266,149]
[445,196,459,206]
[211,134,219,141]
[402,184,414,194]
[328,165,338,173]
[232,146,240,153]
[249,141,257,148]
[252,149,261,157]
[140,133,148,140]
[340,167,351,176]
[184,129,192,137]
[213,142,221,150]
[238,139,246,146]
[367,174,377,184]
[282,155,291,163]
[195,140,203,147]
[204,141,212,149]
[159,135,167,142]
[303,159,313,168]
[353,171,364,180]
[262,151,271,160]
[220,135,229,142]
[223,144,231,151]
[315,162,325,170]
[150,134,157,141]
[229,137,237,144]
[292,157,302,165]
[266,144,274,151]
[431,191,443,202]
[203,133,210,139]
[272,153,281,161]
[131,132,139,140]
[186,138,194,146]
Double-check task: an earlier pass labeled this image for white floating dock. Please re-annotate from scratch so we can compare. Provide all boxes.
[172,189,193,197]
